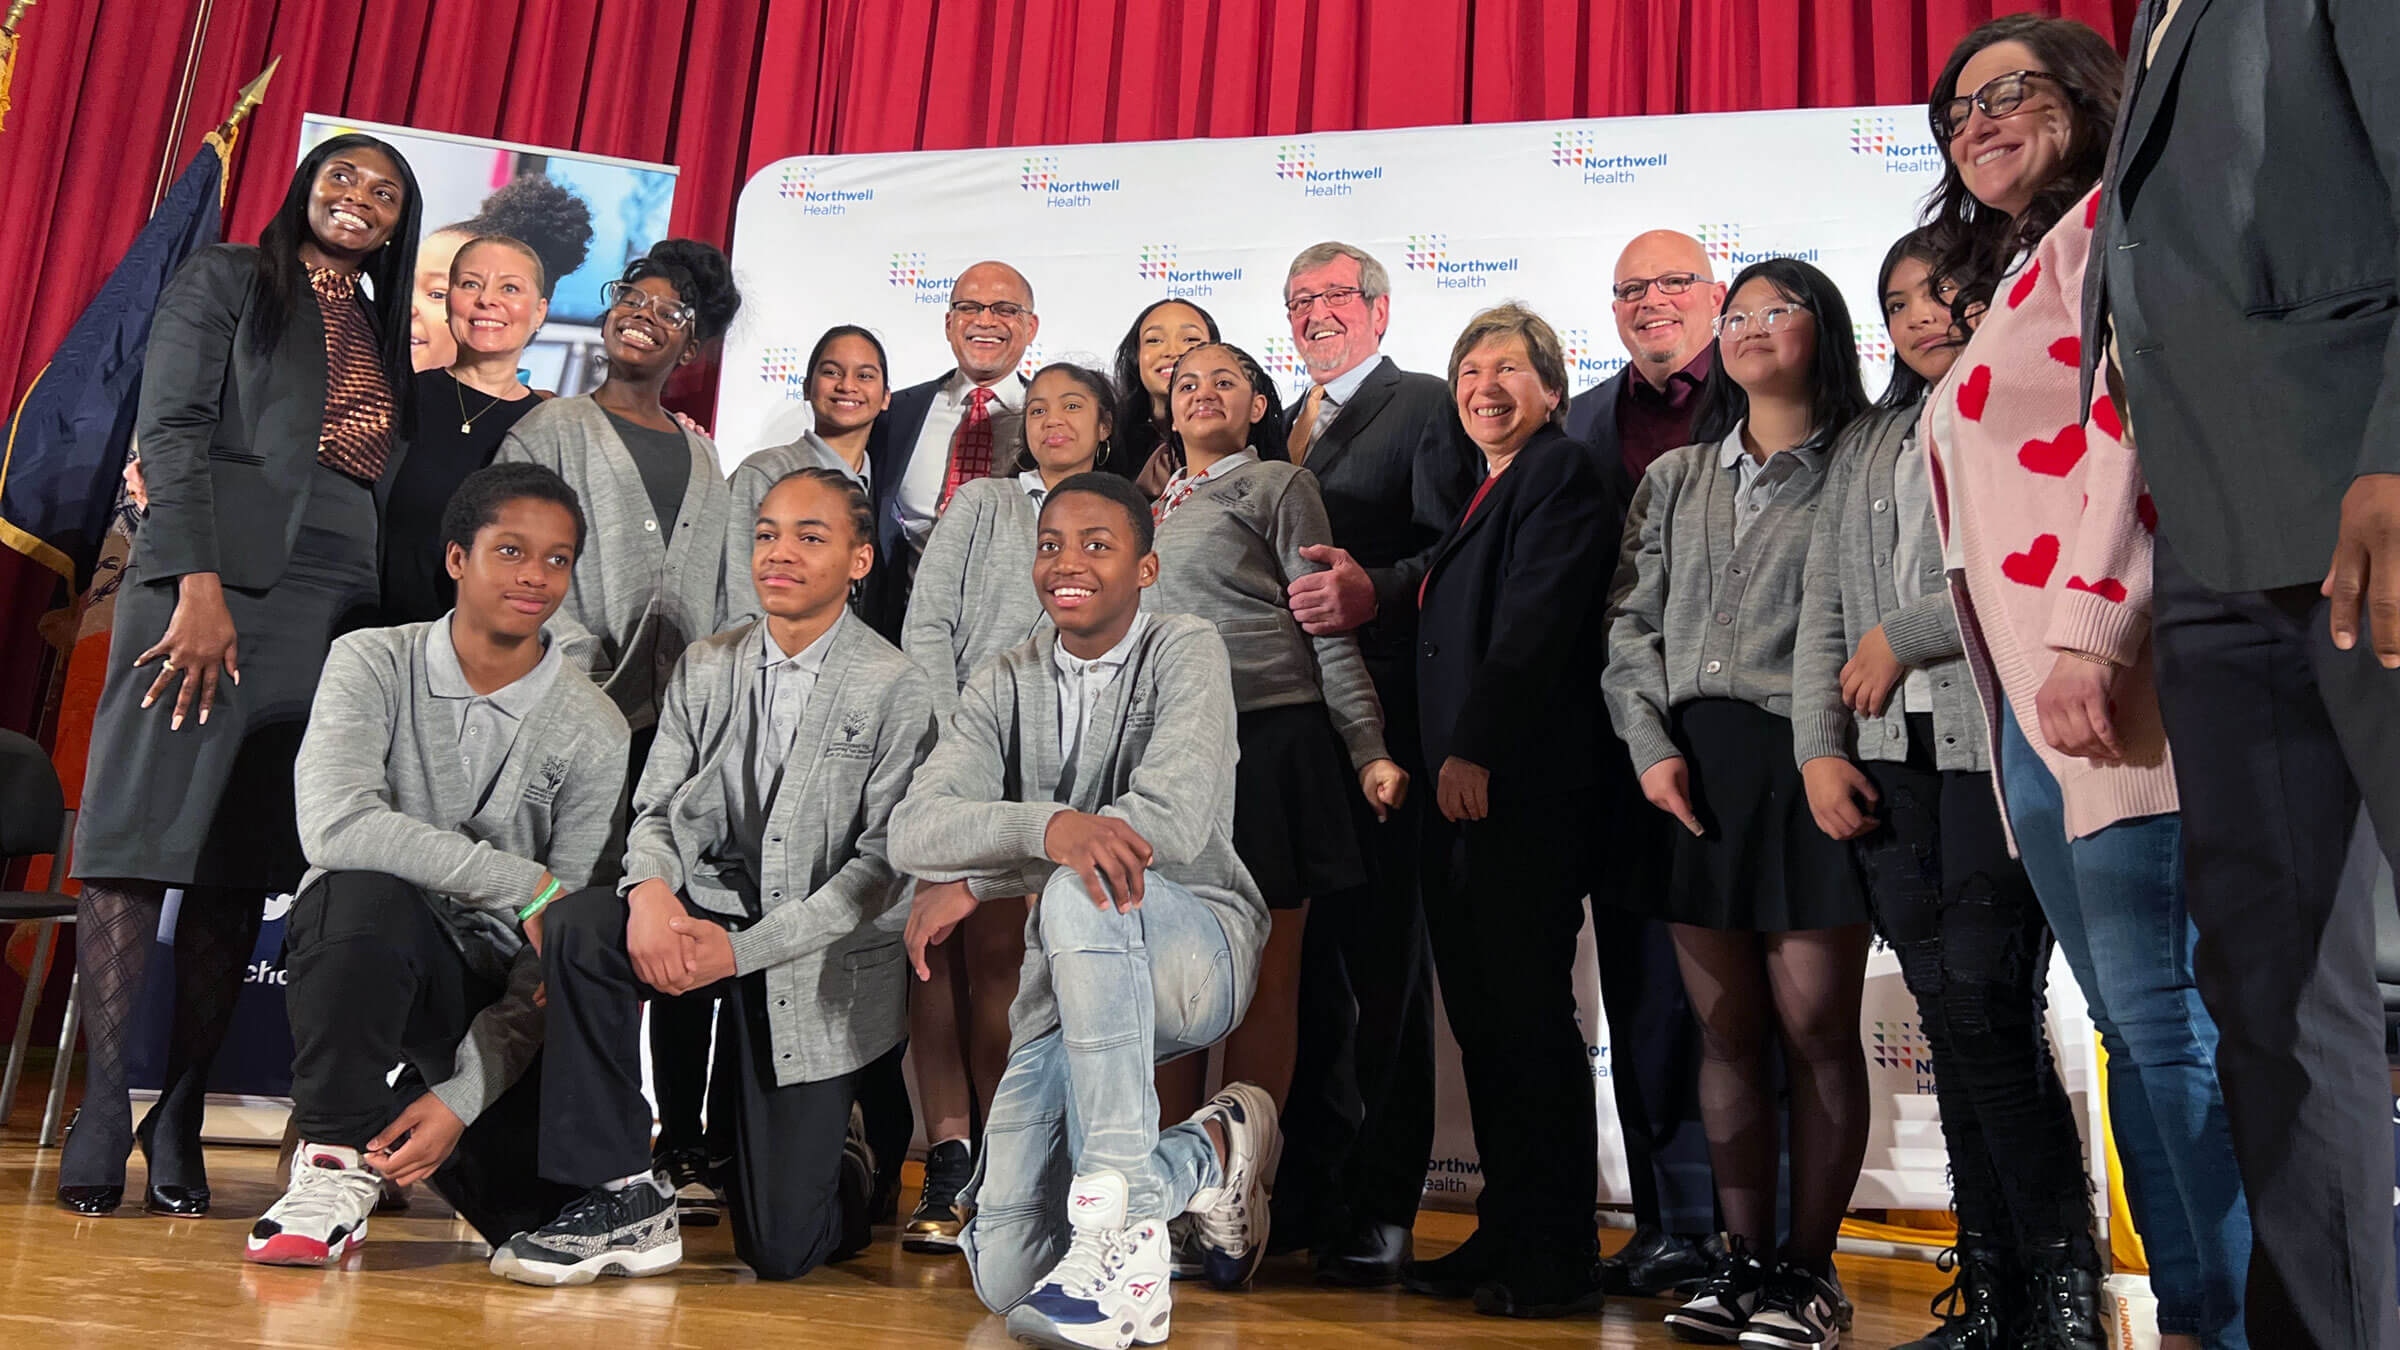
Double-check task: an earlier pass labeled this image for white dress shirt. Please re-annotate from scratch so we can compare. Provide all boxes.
[898,371,1024,553]
[1054,611,1151,783]
[1305,354,1381,449]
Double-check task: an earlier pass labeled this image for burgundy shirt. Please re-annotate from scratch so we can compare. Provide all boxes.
[1615,345,1715,481]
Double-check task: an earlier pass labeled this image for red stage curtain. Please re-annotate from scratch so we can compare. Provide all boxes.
[0,0,2135,735]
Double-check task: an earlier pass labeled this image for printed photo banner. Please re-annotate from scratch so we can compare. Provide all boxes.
[719,106,2105,1218]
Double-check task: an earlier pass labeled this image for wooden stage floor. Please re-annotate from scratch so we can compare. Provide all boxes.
[0,1100,1948,1348]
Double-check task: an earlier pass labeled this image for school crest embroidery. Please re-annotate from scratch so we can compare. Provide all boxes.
[826,708,875,760]
[525,755,572,806]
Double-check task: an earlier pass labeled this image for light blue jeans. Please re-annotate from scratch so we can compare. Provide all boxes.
[1998,706,2251,1346]
[959,865,1246,1314]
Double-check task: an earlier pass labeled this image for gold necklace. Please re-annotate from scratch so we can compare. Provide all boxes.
[454,373,514,434]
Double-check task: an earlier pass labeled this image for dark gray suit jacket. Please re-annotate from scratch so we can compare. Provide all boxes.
[2085,0,2400,592]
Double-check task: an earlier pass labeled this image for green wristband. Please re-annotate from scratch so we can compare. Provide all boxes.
[519,877,565,924]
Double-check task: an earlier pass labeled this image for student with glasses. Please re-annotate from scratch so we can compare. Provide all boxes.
[1603,257,1875,1348]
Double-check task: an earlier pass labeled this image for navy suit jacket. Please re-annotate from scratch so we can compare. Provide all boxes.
[859,369,1028,639]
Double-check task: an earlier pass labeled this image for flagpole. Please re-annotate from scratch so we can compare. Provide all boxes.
[0,1,35,134]
[150,0,215,210]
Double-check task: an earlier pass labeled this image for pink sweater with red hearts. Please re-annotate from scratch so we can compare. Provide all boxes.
[1924,188,2179,842]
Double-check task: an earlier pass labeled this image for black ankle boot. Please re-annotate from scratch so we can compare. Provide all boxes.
[2021,1238,2103,1350]
[1894,1237,2012,1349]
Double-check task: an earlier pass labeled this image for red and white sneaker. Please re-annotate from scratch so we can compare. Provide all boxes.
[245,1143,383,1266]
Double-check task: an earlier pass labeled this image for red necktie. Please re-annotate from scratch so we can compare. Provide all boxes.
[942,386,997,511]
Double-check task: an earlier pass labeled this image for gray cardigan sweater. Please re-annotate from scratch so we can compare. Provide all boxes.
[887,614,1268,1041]
[1143,457,1388,770]
[1603,431,1838,775]
[622,614,937,1085]
[496,396,732,730]
[1792,405,1987,771]
[901,476,1051,711]
[294,620,632,1124]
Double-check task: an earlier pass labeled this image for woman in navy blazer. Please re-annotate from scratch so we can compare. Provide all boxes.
[1404,303,1623,1319]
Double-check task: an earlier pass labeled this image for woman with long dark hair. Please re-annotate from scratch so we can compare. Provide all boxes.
[1108,297,1220,494]
[1919,17,2248,1350]
[62,133,421,1215]
[1604,257,1875,1345]
[725,324,891,626]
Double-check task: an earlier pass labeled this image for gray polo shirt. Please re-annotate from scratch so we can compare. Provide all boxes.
[426,615,564,810]
[1719,422,1833,549]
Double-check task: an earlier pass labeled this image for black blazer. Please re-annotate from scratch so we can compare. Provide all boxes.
[859,369,1029,638]
[1416,425,1624,800]
[2086,0,2400,593]
[131,244,394,590]
[1284,355,1479,665]
[1565,369,1633,503]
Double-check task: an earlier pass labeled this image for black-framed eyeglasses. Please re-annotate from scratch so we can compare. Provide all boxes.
[1712,303,1809,338]
[601,280,696,331]
[1284,285,1367,316]
[1614,272,1704,304]
[1932,70,2069,143]
[949,299,1030,321]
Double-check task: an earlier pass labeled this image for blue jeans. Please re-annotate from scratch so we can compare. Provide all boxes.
[959,866,1246,1313]
[1998,706,2251,1345]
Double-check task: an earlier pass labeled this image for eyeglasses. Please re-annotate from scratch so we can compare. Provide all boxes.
[949,299,1030,321]
[601,280,696,331]
[1932,70,2069,143]
[1613,272,1704,304]
[1284,286,1367,316]
[1712,304,1809,338]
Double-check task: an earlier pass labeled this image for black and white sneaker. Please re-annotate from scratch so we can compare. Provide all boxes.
[1739,1261,1849,1349]
[656,1146,722,1228]
[904,1138,974,1253]
[1664,1234,1768,1343]
[490,1175,682,1286]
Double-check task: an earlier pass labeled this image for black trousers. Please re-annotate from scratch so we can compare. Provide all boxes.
[1587,799,1715,1236]
[1279,656,1439,1239]
[2150,537,2400,1350]
[537,886,881,1280]
[283,870,579,1248]
[1852,721,2090,1252]
[1421,790,1600,1257]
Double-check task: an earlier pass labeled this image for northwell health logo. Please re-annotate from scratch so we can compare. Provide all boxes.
[1872,1020,1939,1095]
[1696,223,1821,270]
[1559,328,1631,392]
[1405,233,1519,290]
[1135,244,1242,299]
[759,346,812,399]
[778,163,875,215]
[1273,142,1384,197]
[1849,115,1943,174]
[1020,154,1121,208]
[888,251,957,305]
[1852,322,1895,368]
[1261,337,1310,395]
[1551,128,1669,184]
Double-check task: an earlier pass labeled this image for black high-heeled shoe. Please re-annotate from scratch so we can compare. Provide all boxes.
[56,1184,125,1215]
[136,1104,211,1217]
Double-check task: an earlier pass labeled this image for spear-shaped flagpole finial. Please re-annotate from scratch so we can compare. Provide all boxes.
[218,53,281,139]
[2,2,34,37]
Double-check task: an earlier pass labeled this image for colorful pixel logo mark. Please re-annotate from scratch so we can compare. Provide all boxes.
[1021,155,1060,191]
[1853,322,1895,367]
[1850,115,1899,156]
[1404,234,1448,271]
[1016,342,1045,381]
[1561,327,1593,368]
[778,165,812,200]
[759,346,810,397]
[1552,129,1596,167]
[889,251,929,288]
[1261,337,1308,385]
[1697,223,1741,268]
[1137,244,1178,280]
[1276,143,1315,181]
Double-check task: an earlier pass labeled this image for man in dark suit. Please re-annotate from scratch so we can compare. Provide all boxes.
[1276,241,1479,1286]
[1559,229,1725,1295]
[2085,6,2400,1346]
[861,259,1038,640]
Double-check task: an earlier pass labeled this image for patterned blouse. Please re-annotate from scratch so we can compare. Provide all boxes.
[308,265,394,482]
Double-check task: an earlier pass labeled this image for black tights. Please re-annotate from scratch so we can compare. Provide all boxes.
[59,880,266,1188]
[1669,922,1871,1274]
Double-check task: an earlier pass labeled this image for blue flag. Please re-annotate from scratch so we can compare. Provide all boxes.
[0,136,228,587]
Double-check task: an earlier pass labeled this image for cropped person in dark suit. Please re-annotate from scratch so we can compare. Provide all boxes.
[1271,241,1480,1286]
[860,261,1038,639]
[2085,5,2400,1346]
[63,133,422,1215]
[1560,229,1730,1291]
[1401,303,1619,1319]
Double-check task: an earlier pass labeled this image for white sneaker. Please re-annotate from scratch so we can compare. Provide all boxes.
[245,1142,384,1266]
[1184,1082,1279,1290]
[489,1175,683,1287]
[1665,1235,1768,1343]
[1738,1261,1847,1348]
[1003,1171,1173,1350]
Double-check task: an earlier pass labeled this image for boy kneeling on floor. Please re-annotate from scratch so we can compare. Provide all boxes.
[252,463,630,1266]
[887,472,1278,1350]
[490,467,935,1286]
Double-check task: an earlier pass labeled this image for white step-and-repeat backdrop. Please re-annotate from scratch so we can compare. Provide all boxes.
[716,107,2106,1218]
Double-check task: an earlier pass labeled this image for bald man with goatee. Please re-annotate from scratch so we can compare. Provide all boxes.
[1564,228,1726,1296]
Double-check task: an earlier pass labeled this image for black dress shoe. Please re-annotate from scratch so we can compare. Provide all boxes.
[144,1183,210,1216]
[57,1185,124,1215]
[1472,1253,1607,1319]
[1599,1224,1712,1296]
[1400,1229,1501,1299]
[1315,1219,1414,1288]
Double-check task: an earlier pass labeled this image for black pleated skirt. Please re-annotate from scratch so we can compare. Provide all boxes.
[1661,698,1871,933]
[74,465,382,891]
[1231,701,1369,909]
